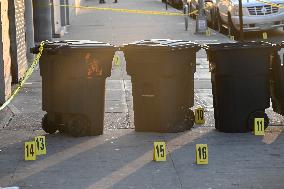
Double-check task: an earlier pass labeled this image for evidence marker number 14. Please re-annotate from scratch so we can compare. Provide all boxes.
[25,142,36,161]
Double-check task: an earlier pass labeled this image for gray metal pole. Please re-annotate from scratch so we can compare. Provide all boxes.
[66,0,70,25]
[195,0,208,34]
[33,0,52,42]
[239,0,244,41]
[25,0,35,62]
[60,0,66,26]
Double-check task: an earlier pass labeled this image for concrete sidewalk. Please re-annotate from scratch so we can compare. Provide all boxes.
[0,0,284,188]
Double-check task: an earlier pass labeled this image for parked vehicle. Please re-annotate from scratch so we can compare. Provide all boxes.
[163,0,183,8]
[215,0,284,36]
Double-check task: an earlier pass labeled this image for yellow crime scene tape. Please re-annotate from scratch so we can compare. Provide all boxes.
[50,3,198,16]
[256,0,284,9]
[0,41,45,111]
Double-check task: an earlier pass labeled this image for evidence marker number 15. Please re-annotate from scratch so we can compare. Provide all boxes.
[153,142,166,161]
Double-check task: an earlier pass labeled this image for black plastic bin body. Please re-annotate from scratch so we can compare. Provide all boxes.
[38,40,116,136]
[271,44,284,116]
[205,42,279,133]
[123,39,200,132]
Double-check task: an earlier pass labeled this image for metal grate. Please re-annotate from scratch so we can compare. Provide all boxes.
[247,5,278,15]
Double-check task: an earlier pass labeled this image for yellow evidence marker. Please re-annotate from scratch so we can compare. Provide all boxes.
[153,142,166,161]
[35,136,46,155]
[230,35,235,40]
[196,144,208,165]
[206,29,211,36]
[24,142,36,161]
[254,118,265,136]
[113,55,121,66]
[263,32,268,40]
[195,107,205,124]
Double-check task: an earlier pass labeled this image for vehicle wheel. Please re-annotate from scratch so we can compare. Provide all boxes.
[228,13,239,40]
[216,9,225,34]
[66,115,90,137]
[42,114,58,134]
[247,110,269,132]
[177,1,183,9]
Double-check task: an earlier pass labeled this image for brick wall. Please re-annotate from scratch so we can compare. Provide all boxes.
[0,0,12,103]
[9,0,27,83]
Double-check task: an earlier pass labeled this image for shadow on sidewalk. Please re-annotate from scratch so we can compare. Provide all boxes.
[0,125,283,188]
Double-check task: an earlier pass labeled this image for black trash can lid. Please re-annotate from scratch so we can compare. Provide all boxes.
[123,39,200,51]
[203,41,278,52]
[280,41,284,47]
[31,40,116,54]
[45,40,116,48]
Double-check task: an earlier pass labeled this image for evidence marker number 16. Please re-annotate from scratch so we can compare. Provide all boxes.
[196,144,208,165]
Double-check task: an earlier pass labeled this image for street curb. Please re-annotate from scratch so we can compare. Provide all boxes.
[0,106,14,129]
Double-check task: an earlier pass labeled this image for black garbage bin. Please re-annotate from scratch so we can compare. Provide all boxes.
[35,40,116,136]
[270,44,284,116]
[204,42,279,133]
[123,39,200,132]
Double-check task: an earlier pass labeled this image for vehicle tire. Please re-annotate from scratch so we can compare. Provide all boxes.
[216,9,225,34]
[66,115,90,137]
[42,114,58,134]
[228,13,239,40]
[247,110,269,132]
[177,1,183,9]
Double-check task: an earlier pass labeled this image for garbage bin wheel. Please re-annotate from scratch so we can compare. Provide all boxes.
[66,115,90,137]
[247,111,269,132]
[182,107,195,130]
[187,109,195,128]
[42,114,58,134]
[58,123,68,134]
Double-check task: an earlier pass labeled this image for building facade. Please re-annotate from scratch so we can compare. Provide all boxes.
[0,0,81,104]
